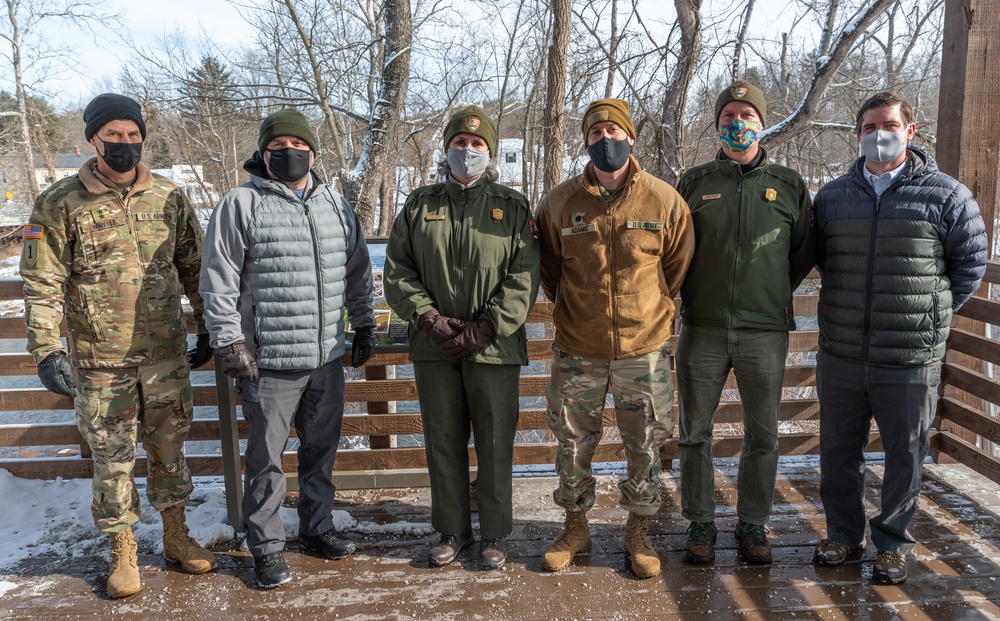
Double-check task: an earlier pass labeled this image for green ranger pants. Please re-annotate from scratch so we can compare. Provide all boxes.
[413,360,521,540]
[545,342,674,516]
[75,356,195,533]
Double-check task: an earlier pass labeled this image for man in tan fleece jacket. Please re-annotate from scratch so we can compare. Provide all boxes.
[535,98,694,579]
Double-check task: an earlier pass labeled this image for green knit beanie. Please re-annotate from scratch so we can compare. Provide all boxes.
[714,80,767,128]
[258,109,319,154]
[442,105,497,157]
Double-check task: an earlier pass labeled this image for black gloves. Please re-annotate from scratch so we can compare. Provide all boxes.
[351,326,377,368]
[187,333,214,369]
[418,309,468,345]
[440,313,495,359]
[218,342,259,381]
[37,350,77,397]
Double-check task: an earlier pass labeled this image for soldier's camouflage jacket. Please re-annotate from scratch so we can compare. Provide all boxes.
[20,158,206,368]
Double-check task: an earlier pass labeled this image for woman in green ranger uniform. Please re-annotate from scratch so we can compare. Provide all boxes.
[384,105,540,570]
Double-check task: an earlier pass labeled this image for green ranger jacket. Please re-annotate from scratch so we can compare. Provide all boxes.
[676,150,816,331]
[384,178,540,364]
[20,159,206,368]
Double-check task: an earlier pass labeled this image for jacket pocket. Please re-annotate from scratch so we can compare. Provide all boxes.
[80,286,107,342]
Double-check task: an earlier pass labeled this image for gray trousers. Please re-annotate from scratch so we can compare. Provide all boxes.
[413,360,520,541]
[816,350,940,554]
[240,359,346,557]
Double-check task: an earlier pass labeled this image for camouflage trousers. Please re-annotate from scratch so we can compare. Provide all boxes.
[75,356,195,533]
[546,342,674,516]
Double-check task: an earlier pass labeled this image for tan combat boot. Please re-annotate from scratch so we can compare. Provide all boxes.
[161,504,217,575]
[541,511,591,571]
[107,528,141,598]
[624,513,660,578]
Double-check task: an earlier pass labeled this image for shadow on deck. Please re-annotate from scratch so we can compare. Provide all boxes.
[3,459,1000,620]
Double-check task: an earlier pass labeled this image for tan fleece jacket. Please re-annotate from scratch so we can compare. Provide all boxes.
[536,157,694,359]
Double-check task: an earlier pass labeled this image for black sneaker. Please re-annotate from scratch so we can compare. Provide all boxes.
[253,551,291,589]
[299,529,357,560]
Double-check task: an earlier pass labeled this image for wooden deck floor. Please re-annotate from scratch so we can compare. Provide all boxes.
[3,459,1000,620]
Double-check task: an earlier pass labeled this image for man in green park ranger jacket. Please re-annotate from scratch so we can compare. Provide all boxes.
[384,105,540,571]
[675,80,816,566]
[19,93,216,599]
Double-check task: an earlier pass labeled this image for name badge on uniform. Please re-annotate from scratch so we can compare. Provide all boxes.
[627,220,663,231]
[90,204,124,231]
[562,223,597,236]
[765,188,777,202]
[424,214,446,221]
[702,193,722,200]
[136,212,170,221]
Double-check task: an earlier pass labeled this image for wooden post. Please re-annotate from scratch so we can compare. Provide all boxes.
[214,356,244,531]
[935,0,1000,452]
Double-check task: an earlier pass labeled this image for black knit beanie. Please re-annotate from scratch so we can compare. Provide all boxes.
[258,109,319,154]
[84,94,147,141]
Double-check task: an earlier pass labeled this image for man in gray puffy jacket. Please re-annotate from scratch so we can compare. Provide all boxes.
[812,92,987,585]
[200,109,376,589]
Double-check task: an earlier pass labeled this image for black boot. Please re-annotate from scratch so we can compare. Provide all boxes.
[253,551,291,589]
[299,529,356,560]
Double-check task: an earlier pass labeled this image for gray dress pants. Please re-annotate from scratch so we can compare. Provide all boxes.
[240,359,346,557]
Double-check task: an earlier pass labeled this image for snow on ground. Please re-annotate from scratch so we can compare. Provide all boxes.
[0,256,24,318]
[0,469,434,570]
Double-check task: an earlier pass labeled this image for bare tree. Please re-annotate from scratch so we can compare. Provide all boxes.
[542,0,570,193]
[0,0,119,201]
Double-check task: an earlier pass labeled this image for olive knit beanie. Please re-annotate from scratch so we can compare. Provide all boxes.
[714,80,767,128]
[442,105,497,157]
[258,109,319,154]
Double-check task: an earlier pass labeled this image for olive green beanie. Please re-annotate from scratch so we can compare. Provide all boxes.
[258,109,319,154]
[714,80,767,128]
[442,105,497,157]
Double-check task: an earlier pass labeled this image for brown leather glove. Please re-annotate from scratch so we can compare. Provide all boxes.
[440,313,495,359]
[218,342,259,381]
[418,309,467,344]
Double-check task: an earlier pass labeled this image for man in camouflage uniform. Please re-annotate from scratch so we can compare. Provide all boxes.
[535,99,695,578]
[20,93,216,599]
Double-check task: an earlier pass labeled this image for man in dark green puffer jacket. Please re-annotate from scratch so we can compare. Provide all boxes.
[812,92,987,585]
[675,80,816,566]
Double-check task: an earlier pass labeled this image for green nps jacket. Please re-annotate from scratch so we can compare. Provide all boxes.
[384,178,540,364]
[20,159,206,368]
[676,150,815,331]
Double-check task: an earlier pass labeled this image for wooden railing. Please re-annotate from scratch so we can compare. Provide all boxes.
[1,262,998,526]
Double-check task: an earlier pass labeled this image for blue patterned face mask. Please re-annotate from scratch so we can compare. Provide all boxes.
[719,119,762,151]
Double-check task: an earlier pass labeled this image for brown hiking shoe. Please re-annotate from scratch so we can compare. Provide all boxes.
[624,513,660,578]
[541,511,591,572]
[685,521,718,563]
[107,527,141,598]
[873,550,907,584]
[813,538,866,566]
[735,520,772,564]
[161,504,217,574]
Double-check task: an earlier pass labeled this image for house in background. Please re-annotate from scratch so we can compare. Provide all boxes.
[34,147,89,191]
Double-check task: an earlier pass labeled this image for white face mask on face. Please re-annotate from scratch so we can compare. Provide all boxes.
[860,129,908,163]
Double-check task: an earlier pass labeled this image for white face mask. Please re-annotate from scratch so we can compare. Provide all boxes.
[447,147,490,180]
[860,129,908,163]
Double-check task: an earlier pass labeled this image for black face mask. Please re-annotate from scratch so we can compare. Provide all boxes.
[266,147,312,182]
[587,136,632,173]
[98,138,142,173]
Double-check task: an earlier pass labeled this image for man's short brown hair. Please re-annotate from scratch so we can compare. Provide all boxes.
[855,91,915,134]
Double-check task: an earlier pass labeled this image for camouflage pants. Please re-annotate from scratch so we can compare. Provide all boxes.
[75,356,195,533]
[546,342,674,516]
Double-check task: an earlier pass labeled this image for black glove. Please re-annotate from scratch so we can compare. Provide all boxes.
[351,326,377,368]
[418,309,467,344]
[218,342,259,381]
[37,350,77,397]
[440,313,495,359]
[187,333,214,369]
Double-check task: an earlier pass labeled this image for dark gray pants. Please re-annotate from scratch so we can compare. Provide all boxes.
[816,351,940,554]
[241,359,346,557]
[413,360,520,541]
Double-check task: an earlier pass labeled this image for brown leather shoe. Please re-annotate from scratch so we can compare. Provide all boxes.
[685,521,718,563]
[479,538,506,570]
[428,530,473,567]
[735,520,772,564]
